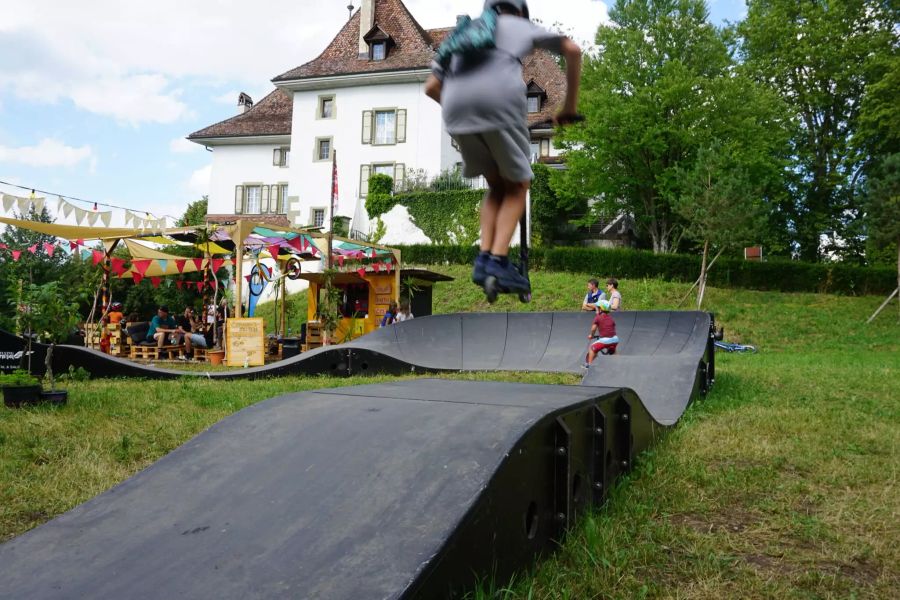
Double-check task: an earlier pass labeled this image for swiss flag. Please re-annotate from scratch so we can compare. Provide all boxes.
[150,277,162,289]
[175,259,187,273]
[92,250,105,265]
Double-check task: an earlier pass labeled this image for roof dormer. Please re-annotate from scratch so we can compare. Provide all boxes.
[525,79,547,113]
[363,25,395,61]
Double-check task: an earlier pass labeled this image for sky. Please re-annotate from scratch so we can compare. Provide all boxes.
[0,0,748,228]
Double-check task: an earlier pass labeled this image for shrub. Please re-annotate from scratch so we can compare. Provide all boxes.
[0,370,40,387]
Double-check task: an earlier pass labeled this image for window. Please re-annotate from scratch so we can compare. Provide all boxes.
[278,184,289,213]
[315,137,332,161]
[245,185,262,213]
[527,95,541,113]
[359,162,406,197]
[529,141,540,161]
[371,42,386,60]
[373,163,393,177]
[540,138,550,157]
[318,95,335,119]
[311,208,326,228]
[273,147,290,167]
[362,109,406,145]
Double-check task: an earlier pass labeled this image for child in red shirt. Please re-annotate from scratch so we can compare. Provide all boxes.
[584,300,619,368]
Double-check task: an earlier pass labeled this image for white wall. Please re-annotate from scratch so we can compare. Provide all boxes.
[207,144,292,215]
[288,81,444,236]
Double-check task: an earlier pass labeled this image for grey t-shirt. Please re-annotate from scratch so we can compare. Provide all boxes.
[432,15,564,134]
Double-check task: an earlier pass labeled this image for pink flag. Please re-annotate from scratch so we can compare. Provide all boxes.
[373,262,381,273]
[110,257,127,276]
[69,241,78,251]
[209,280,217,290]
[11,250,21,261]
[288,236,303,251]
[268,244,281,260]
[244,275,251,282]
[175,280,183,290]
[385,261,393,273]
[211,258,225,272]
[151,277,162,289]
[132,259,152,276]
[196,281,205,292]
[232,256,238,265]
[132,272,144,285]
[0,243,7,249]
[370,249,377,259]
[75,239,84,247]
[43,242,55,257]
[191,258,204,272]
[356,268,366,278]
[92,250,105,266]
[27,244,38,254]
[337,255,345,267]
[174,259,186,273]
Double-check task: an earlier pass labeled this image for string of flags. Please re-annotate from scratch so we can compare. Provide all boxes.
[1,191,167,229]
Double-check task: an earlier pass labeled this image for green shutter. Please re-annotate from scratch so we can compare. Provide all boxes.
[396,109,407,143]
[234,185,244,214]
[361,110,373,144]
[270,185,280,214]
[393,163,405,191]
[360,164,371,197]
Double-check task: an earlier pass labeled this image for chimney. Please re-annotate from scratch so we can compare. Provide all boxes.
[237,92,253,114]
[358,0,375,55]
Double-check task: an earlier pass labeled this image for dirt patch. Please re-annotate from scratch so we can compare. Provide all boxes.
[670,509,757,534]
[739,553,882,587]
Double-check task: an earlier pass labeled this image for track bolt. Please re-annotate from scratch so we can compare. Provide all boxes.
[593,481,603,490]
[620,414,629,422]
[556,446,567,456]
[594,427,603,436]
[556,512,566,522]
[621,460,629,468]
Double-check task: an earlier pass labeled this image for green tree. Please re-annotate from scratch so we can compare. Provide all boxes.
[675,145,766,307]
[556,0,788,253]
[531,163,586,246]
[737,0,899,261]
[177,197,208,227]
[863,153,900,321]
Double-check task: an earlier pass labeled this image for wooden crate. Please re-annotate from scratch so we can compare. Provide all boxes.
[130,344,183,361]
[302,322,323,352]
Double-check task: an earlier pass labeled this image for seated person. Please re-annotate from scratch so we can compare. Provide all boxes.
[380,300,398,327]
[146,305,181,348]
[582,278,605,311]
[107,302,124,324]
[605,278,623,311]
[394,301,414,322]
[178,307,208,359]
[584,300,619,368]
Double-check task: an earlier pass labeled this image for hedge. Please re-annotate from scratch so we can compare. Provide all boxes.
[394,244,896,296]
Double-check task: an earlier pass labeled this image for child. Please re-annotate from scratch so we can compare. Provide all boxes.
[380,300,398,327]
[584,300,619,368]
[425,0,582,295]
[394,300,414,322]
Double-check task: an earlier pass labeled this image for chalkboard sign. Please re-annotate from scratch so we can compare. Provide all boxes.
[226,318,265,367]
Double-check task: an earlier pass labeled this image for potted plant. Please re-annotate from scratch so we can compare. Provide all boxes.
[0,369,41,408]
[22,281,81,405]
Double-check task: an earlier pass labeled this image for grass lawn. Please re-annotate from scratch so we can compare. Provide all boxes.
[1,265,897,598]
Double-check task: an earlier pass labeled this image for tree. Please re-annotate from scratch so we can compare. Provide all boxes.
[177,197,208,227]
[675,145,765,307]
[864,153,900,322]
[531,163,586,246]
[556,0,788,253]
[737,0,899,261]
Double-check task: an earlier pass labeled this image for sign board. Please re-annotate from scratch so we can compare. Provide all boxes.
[226,318,265,367]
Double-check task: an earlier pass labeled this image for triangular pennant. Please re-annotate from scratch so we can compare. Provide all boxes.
[356,268,366,278]
[69,241,78,251]
[209,280,217,290]
[385,261,393,273]
[57,196,65,211]
[11,250,21,261]
[337,255,345,267]
[132,272,144,285]
[0,242,7,249]
[244,275,251,282]
[231,257,237,265]
[175,280,183,290]
[373,262,381,273]
[175,259,187,273]
[92,250,105,266]
[211,258,224,272]
[268,244,281,260]
[27,244,38,254]
[2,194,14,213]
[191,258,204,272]
[110,257,127,275]
[132,260,152,276]
[100,212,111,227]
[80,249,92,261]
[123,211,132,226]
[32,198,44,213]
[288,236,303,251]
[158,259,168,273]
[62,202,74,219]
[43,242,55,257]
[196,281,205,292]
[74,208,87,224]
[76,238,84,246]
[151,277,162,289]
[87,211,100,226]
[370,249,377,259]
[17,198,30,214]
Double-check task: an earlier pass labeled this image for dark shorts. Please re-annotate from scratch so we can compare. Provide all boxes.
[452,126,533,182]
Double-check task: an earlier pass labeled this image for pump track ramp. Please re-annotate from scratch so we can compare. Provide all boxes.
[0,311,716,599]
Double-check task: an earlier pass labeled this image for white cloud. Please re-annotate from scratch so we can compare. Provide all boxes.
[187,165,212,199]
[0,138,94,168]
[170,137,201,154]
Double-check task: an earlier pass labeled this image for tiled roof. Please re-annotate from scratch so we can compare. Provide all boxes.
[206,214,293,228]
[273,0,441,81]
[523,50,567,129]
[188,89,293,140]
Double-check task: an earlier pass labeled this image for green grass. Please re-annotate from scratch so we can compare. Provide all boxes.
[1,266,898,598]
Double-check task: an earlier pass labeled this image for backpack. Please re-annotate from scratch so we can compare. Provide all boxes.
[434,10,498,70]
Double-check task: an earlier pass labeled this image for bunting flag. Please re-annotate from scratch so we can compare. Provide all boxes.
[32,198,45,213]
[268,244,281,260]
[76,239,84,246]
[100,212,111,226]
[244,275,251,282]
[196,281,205,292]
[87,211,100,226]
[158,259,168,273]
[123,211,132,226]
[385,261,393,273]
[110,257,127,275]
[209,280,217,290]
[43,242,55,257]
[132,272,144,285]
[231,256,237,265]
[11,250,21,261]
[2,194,14,213]
[370,249,377,259]
[150,277,162,289]
[337,255,345,267]
[132,260,152,276]
[57,196,65,211]
[211,258,224,272]
[288,236,303,252]
[191,258,204,272]
[27,244,38,254]
[69,241,78,251]
[175,280,183,290]
[356,268,366,278]
[92,250,105,266]
[373,262,381,273]
[74,207,87,225]
[62,201,74,219]
[16,197,30,214]
[175,259,187,273]
[0,243,6,249]
[80,249,92,261]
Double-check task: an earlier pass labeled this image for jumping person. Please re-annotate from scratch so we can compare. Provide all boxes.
[425,0,582,295]
[583,300,619,369]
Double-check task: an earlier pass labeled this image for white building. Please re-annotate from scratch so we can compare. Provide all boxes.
[188,0,567,243]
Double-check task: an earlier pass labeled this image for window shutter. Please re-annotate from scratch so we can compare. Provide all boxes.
[279,185,288,213]
[359,164,371,197]
[361,110,373,144]
[261,185,270,214]
[541,139,550,157]
[234,185,244,214]
[396,109,407,143]
[393,163,405,191]
[270,185,280,214]
[272,149,279,166]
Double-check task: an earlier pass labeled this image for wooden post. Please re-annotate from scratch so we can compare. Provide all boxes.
[233,225,244,319]
[280,275,287,336]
